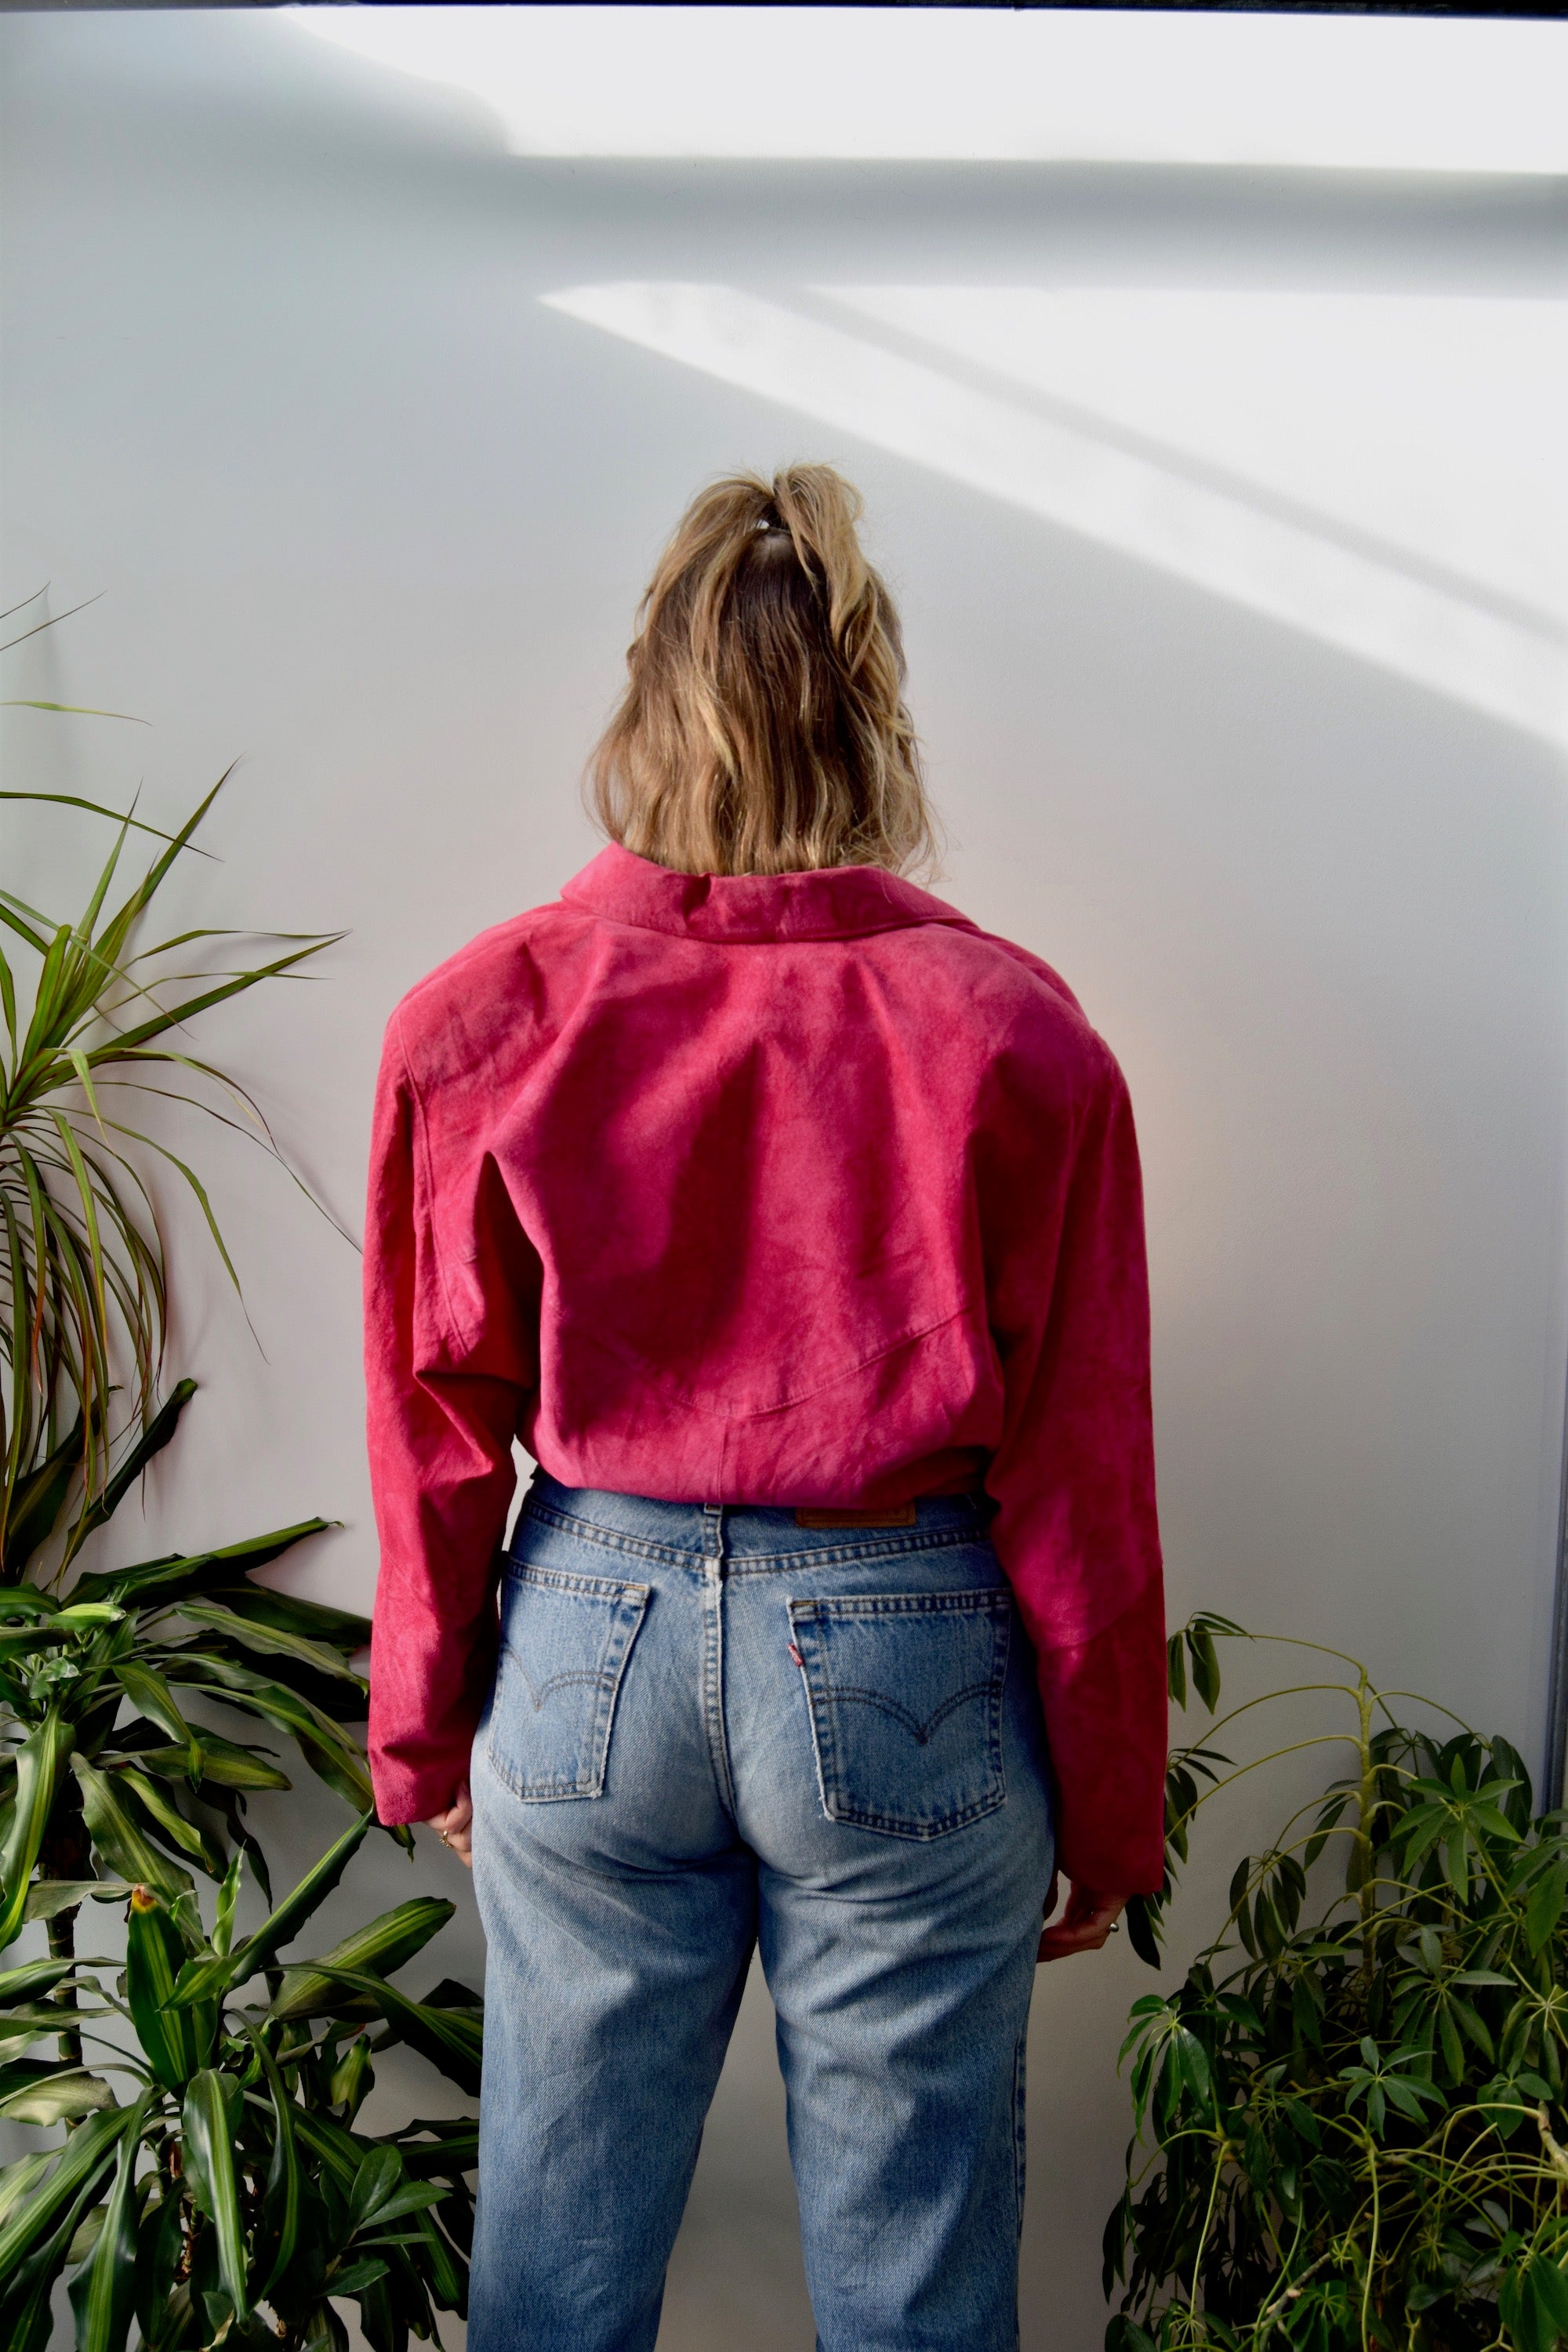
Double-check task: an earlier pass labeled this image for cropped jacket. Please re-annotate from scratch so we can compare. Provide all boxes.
[362,841,1167,1893]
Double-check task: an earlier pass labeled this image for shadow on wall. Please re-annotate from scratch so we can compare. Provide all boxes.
[539,278,1566,749]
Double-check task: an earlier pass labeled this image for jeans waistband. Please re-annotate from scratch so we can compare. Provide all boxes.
[517,1467,993,1570]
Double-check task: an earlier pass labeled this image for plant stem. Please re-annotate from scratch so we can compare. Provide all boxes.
[1356,1667,1378,1941]
[1359,2132,1382,2352]
[1186,2136,1230,2325]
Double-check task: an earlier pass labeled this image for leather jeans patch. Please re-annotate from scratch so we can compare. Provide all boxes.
[793,1503,918,1529]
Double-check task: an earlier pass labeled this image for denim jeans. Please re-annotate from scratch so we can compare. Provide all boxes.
[467,1469,1054,2352]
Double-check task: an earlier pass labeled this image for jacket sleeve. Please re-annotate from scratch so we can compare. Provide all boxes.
[362,1008,539,1827]
[982,1044,1167,1896]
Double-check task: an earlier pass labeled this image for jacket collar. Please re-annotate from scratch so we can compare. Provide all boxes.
[561,841,975,945]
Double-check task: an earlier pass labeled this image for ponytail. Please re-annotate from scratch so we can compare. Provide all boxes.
[585,465,939,879]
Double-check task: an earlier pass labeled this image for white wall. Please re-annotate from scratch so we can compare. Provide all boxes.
[3,12,1566,2347]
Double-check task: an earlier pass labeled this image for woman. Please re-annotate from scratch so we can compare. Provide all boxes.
[363,465,1167,2352]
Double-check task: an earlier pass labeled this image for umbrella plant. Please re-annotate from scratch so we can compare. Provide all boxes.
[0,1808,480,2352]
[1105,1616,1568,2352]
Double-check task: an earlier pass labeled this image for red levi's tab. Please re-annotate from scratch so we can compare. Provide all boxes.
[362,842,1167,1893]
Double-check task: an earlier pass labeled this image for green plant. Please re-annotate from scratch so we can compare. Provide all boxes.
[0,1808,480,2351]
[1,659,383,2009]
[1105,1618,1568,2352]
[0,1374,381,2004]
[1,740,342,1552]
[0,602,471,2348]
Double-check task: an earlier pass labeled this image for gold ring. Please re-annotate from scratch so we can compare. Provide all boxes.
[438,1828,450,1846]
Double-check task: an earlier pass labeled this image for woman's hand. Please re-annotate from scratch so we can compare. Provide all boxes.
[421,1786,474,1868]
[1037,1878,1127,1962]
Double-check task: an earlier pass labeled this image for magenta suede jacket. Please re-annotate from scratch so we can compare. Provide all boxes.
[362,841,1167,1893]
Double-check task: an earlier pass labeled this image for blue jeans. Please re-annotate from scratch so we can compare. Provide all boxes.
[468,1470,1054,2352]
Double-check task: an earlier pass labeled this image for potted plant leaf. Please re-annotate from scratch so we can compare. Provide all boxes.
[2,586,389,1917]
[0,766,396,1991]
[1105,1615,1568,2352]
[1,608,478,2352]
[0,1809,480,2352]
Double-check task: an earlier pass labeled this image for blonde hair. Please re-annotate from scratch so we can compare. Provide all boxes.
[585,465,940,879]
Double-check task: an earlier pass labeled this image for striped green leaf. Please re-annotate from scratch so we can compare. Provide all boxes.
[175,1600,366,1689]
[68,1757,190,1904]
[0,2068,115,2125]
[110,1661,198,1778]
[0,1714,74,1952]
[249,2032,303,2299]
[125,1887,214,2091]
[313,1969,482,2097]
[0,2107,127,2289]
[268,1898,456,2024]
[166,1807,371,2009]
[180,2070,249,2321]
[68,2088,153,2352]
[22,1882,133,1925]
[205,1582,369,1654]
[71,1519,332,1610]
[111,1769,225,1878]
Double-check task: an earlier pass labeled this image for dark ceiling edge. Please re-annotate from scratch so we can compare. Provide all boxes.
[2,0,1566,18]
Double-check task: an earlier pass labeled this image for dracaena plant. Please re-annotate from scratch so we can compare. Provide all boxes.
[1104,1616,1568,2352]
[1,622,384,2032]
[0,1809,480,2352]
[1,753,341,1563]
[3,583,339,1602]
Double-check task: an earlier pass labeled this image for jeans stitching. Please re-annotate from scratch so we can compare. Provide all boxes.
[814,1787,1007,1839]
[725,1526,985,1573]
[1013,2023,1029,2241]
[703,1520,739,1819]
[815,1679,1001,1744]
[516,1500,705,1570]
[789,1596,1011,1840]
[486,1582,648,1800]
[517,1664,621,1710]
[502,1559,652,1601]
[521,1496,985,1575]
[789,1587,1009,1617]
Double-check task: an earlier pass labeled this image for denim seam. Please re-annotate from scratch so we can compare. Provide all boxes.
[500,1558,653,1602]
[518,1665,622,1706]
[702,1516,739,1819]
[804,1787,1006,1841]
[1013,2022,1029,2244]
[517,1499,707,1571]
[519,1498,985,1577]
[789,1640,837,1829]
[717,1526,986,1574]
[789,1588,1009,1617]
[587,1592,644,1801]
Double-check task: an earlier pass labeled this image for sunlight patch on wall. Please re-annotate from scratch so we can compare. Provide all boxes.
[822,289,1568,643]
[540,282,1568,746]
[286,6,1568,172]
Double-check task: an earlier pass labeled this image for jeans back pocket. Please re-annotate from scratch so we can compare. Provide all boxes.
[787,1587,1011,1840]
[487,1562,649,1801]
